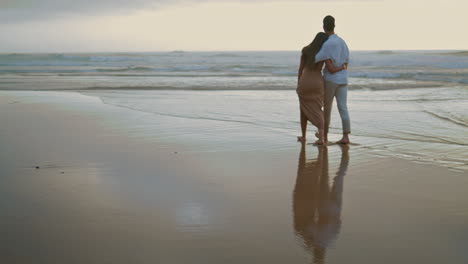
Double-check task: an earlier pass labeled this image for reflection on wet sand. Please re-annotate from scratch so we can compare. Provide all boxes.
[293,144,349,264]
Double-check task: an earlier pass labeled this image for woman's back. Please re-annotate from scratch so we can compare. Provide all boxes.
[298,53,324,96]
[296,32,329,144]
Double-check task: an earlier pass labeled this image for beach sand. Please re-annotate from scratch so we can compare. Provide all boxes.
[1,91,467,264]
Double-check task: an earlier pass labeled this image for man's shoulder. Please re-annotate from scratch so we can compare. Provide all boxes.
[323,37,338,48]
[325,35,343,44]
[332,34,347,44]
[330,35,348,51]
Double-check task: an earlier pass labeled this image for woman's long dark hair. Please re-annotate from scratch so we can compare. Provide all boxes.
[302,32,329,68]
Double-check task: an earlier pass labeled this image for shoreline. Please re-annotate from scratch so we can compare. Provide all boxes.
[0,78,461,92]
[3,89,467,170]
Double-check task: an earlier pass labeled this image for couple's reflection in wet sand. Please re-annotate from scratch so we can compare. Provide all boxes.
[293,143,349,264]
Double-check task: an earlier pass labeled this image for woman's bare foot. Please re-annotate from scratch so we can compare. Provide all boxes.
[314,139,325,145]
[315,129,325,145]
[297,136,306,142]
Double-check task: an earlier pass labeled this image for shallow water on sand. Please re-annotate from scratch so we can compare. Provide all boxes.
[80,87,468,170]
[1,91,468,263]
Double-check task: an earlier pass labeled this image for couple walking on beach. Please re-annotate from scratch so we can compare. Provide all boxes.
[297,15,350,145]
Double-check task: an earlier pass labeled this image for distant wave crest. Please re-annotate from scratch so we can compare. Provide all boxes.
[432,51,468,57]
[96,66,154,72]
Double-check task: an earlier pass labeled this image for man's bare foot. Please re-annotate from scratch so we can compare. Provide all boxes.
[336,138,350,144]
[297,136,306,142]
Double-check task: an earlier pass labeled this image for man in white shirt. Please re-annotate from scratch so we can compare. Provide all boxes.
[315,15,351,144]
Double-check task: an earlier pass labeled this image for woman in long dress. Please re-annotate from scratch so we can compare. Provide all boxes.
[297,32,347,144]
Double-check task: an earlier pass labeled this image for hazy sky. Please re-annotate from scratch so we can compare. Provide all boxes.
[1,0,467,52]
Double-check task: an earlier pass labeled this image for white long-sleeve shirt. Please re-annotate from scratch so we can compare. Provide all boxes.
[315,34,350,85]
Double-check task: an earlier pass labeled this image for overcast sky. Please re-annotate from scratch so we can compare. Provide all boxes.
[1,0,467,52]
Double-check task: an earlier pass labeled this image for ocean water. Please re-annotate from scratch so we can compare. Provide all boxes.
[0,50,467,90]
[1,50,467,170]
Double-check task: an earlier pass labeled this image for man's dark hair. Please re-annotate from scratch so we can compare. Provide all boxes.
[323,15,335,32]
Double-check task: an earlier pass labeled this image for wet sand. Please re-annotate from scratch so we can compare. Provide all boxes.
[1,91,467,264]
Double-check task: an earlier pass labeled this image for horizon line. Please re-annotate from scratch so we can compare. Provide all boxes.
[1,49,467,54]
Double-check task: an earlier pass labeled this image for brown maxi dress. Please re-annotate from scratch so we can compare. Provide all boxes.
[296,62,325,130]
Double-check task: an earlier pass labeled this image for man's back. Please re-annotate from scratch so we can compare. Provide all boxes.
[315,34,349,85]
